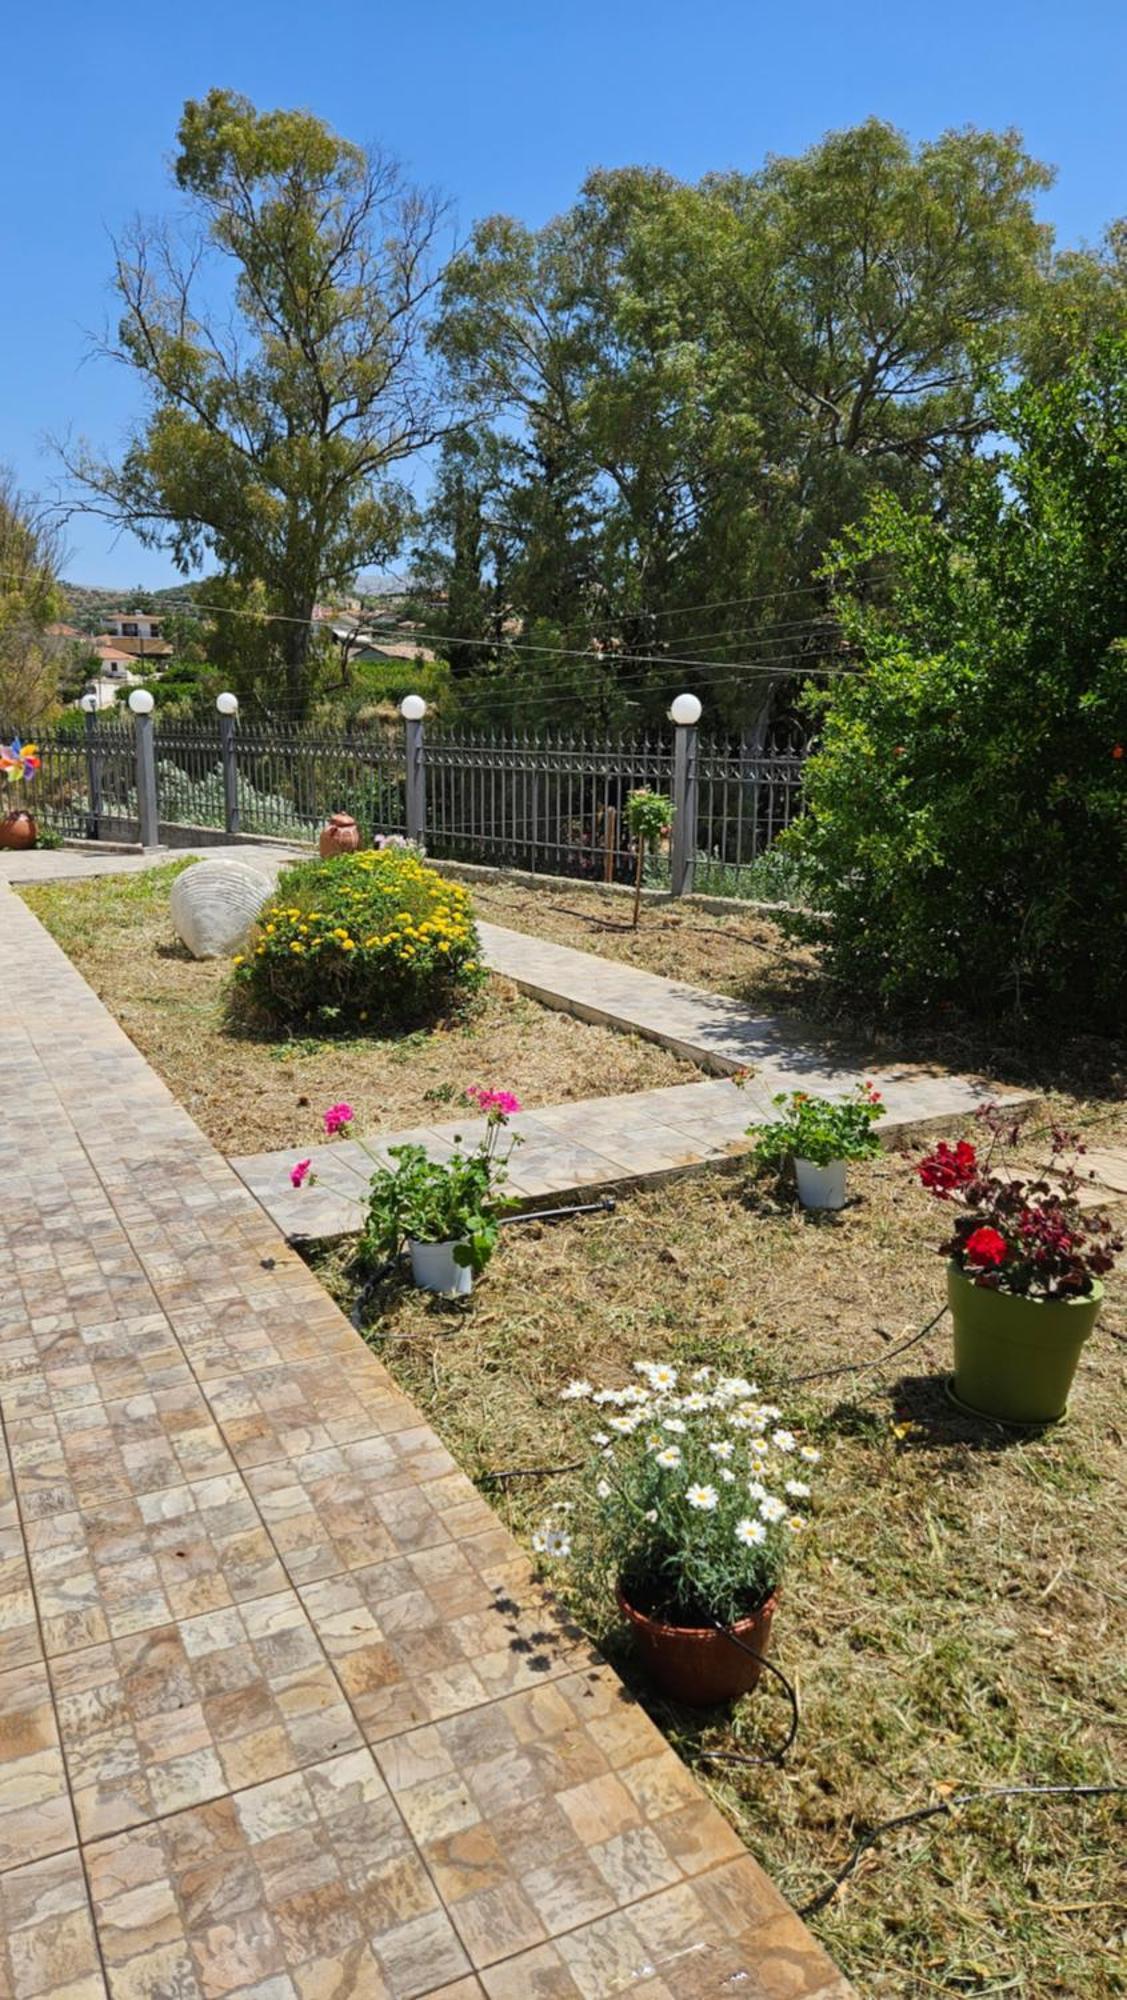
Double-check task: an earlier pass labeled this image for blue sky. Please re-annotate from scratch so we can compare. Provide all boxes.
[3,0,1125,587]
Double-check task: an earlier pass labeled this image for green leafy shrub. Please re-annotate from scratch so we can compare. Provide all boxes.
[625,788,675,925]
[748,1084,886,1172]
[231,848,485,1031]
[783,341,1127,1030]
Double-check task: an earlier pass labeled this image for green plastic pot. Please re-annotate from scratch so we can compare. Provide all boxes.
[947,1263,1102,1425]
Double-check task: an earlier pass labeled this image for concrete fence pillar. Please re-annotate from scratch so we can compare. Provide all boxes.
[128,690,159,848]
[401,695,427,845]
[669,693,702,897]
[216,693,240,835]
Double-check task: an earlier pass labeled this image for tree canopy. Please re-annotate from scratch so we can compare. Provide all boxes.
[65,89,450,719]
[0,470,64,734]
[420,120,1052,729]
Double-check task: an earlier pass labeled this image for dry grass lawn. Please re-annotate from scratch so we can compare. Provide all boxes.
[470,875,1127,1109]
[19,862,697,1152]
[312,1109,1127,2000]
[471,874,817,1012]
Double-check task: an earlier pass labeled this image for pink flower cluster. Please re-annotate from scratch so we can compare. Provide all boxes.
[466,1085,522,1118]
[323,1102,355,1136]
[291,1158,312,1189]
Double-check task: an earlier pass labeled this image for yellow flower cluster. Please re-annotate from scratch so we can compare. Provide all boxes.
[238,851,479,977]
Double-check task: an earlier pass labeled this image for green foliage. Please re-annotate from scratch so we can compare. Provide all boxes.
[0,470,64,733]
[361,1131,516,1276]
[784,337,1127,1030]
[748,1086,886,1173]
[323,655,449,722]
[624,788,674,846]
[426,123,1051,729]
[67,90,446,718]
[538,1366,822,1627]
[232,849,484,1032]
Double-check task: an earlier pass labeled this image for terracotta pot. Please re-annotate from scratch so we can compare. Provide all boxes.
[616,1582,777,1707]
[319,812,361,859]
[0,810,37,851]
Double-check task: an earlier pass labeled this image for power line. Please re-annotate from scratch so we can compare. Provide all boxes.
[45,573,858,651]
[207,652,849,723]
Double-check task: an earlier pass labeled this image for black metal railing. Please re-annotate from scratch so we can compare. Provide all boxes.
[29,715,811,898]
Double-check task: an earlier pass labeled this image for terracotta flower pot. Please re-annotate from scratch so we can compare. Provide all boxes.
[319,812,361,859]
[0,810,37,850]
[617,1582,777,1707]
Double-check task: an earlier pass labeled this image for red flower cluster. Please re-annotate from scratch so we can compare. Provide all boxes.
[916,1107,1123,1300]
[917,1139,978,1198]
[964,1225,1006,1268]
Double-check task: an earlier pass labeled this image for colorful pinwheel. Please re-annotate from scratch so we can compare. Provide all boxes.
[0,739,41,783]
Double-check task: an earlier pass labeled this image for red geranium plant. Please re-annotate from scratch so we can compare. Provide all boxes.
[917,1107,1123,1301]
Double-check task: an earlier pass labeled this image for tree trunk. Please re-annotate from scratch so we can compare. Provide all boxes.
[282,601,316,722]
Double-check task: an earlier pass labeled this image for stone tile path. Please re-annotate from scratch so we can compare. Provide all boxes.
[0,842,301,885]
[0,878,855,1998]
[236,1067,1013,1243]
[234,921,1019,1242]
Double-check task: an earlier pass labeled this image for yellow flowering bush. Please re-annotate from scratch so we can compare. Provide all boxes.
[231,850,485,1032]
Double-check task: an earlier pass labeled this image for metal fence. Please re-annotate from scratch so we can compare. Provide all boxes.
[34,722,140,841]
[30,713,810,897]
[425,731,674,882]
[152,720,407,842]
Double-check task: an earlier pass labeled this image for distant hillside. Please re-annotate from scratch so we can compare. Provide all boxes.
[61,579,209,628]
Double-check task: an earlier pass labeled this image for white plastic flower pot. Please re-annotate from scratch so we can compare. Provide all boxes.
[408,1239,473,1296]
[794,1157,848,1210]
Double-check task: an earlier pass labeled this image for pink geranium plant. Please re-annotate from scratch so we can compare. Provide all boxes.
[289,1086,523,1278]
[917,1106,1122,1301]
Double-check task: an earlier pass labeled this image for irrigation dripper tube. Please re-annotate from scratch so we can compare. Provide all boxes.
[502,1195,618,1226]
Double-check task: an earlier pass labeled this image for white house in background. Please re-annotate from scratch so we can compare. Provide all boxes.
[73,644,145,709]
[102,610,164,641]
[97,612,175,663]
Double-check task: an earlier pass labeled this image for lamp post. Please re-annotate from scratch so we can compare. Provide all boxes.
[669,692,701,898]
[216,692,239,836]
[127,688,159,848]
[401,694,427,845]
[80,691,102,841]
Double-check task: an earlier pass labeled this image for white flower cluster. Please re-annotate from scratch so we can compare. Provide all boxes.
[552,1361,823,1556]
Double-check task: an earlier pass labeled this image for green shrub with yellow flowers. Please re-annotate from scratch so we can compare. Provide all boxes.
[230,849,485,1032]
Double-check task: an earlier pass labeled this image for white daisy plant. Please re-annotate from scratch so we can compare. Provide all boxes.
[532,1360,824,1628]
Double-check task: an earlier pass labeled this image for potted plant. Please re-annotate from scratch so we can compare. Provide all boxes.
[535,1365,822,1706]
[0,738,42,848]
[623,789,675,927]
[747,1083,886,1209]
[290,1086,522,1295]
[917,1109,1123,1424]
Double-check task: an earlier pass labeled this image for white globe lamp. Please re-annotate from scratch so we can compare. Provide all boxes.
[670,692,702,727]
[80,692,99,714]
[128,688,155,716]
[400,694,427,722]
[216,691,239,716]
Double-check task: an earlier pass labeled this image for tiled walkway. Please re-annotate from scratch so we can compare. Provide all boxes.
[0,879,854,1997]
[236,1068,1013,1243]
[235,923,1018,1241]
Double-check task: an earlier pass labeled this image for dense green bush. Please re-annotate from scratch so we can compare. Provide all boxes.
[783,341,1127,1032]
[231,849,485,1031]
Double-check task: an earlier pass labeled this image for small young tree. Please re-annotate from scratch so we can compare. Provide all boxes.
[624,789,675,927]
